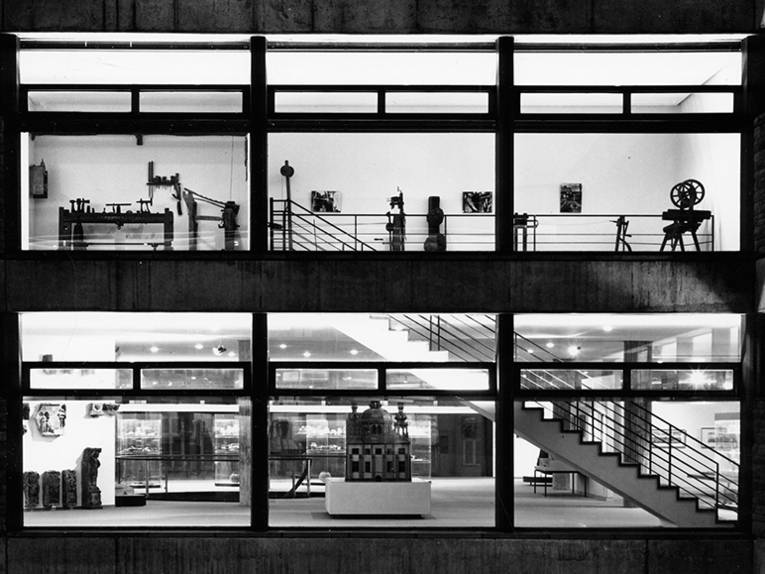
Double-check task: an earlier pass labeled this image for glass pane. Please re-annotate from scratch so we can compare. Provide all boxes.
[22,134,249,251]
[269,396,494,527]
[27,91,131,112]
[514,314,742,363]
[21,49,250,84]
[387,368,489,391]
[139,91,243,113]
[21,312,252,363]
[274,91,377,113]
[514,51,741,86]
[515,399,738,527]
[141,368,244,390]
[23,396,251,527]
[386,92,488,113]
[268,132,495,252]
[631,369,734,391]
[268,313,496,362]
[267,51,497,85]
[29,368,132,390]
[275,368,377,390]
[520,369,622,391]
[520,92,622,113]
[514,133,740,252]
[631,92,734,114]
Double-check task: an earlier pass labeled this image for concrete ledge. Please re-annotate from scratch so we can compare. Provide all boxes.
[325,478,431,516]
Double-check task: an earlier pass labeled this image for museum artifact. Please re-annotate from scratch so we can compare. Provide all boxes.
[34,403,66,437]
[423,196,446,252]
[182,187,240,251]
[462,191,492,213]
[512,212,539,251]
[660,179,711,252]
[62,469,77,508]
[23,471,40,510]
[611,215,632,252]
[80,447,103,509]
[88,402,120,417]
[345,401,411,481]
[58,196,174,251]
[41,470,61,509]
[386,189,407,252]
[310,190,342,212]
[560,183,582,213]
[30,159,48,198]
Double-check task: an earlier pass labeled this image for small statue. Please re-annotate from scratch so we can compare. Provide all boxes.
[41,471,61,509]
[423,196,446,252]
[62,469,77,508]
[23,471,40,510]
[57,404,67,428]
[79,447,102,509]
[385,189,406,252]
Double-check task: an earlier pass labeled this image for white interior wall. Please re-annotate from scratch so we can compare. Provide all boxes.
[27,135,249,250]
[24,400,116,506]
[651,401,738,447]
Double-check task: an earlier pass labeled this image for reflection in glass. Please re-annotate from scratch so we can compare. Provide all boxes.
[269,396,494,527]
[631,369,734,391]
[141,368,244,390]
[29,368,133,390]
[275,368,377,390]
[520,369,622,391]
[514,314,742,362]
[387,368,490,391]
[23,396,251,527]
[27,91,131,112]
[139,91,243,113]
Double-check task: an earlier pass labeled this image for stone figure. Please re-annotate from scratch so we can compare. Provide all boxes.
[423,196,446,252]
[23,471,40,510]
[62,469,77,508]
[41,470,61,509]
[80,447,103,509]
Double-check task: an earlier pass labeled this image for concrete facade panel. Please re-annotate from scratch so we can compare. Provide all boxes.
[591,0,754,33]
[312,0,417,34]
[261,0,312,32]
[7,537,116,574]
[3,0,106,32]
[133,0,175,31]
[177,0,253,32]
[646,539,752,573]
[3,257,753,312]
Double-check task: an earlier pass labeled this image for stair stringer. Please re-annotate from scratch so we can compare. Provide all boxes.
[514,404,719,527]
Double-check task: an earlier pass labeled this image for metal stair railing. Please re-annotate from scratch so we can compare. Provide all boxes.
[386,313,495,362]
[270,198,379,252]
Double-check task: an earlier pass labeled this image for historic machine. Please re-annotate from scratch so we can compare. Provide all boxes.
[345,401,411,482]
[660,178,711,251]
[385,189,407,252]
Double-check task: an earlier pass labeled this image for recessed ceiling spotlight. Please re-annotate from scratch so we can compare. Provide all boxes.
[194,343,204,350]
[603,325,613,332]
[567,345,580,357]
[527,348,534,354]
[227,351,237,358]
[545,342,555,349]
[279,343,288,349]
[349,349,359,356]
[149,345,159,353]
[303,351,311,358]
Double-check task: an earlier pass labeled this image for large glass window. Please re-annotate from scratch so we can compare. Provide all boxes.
[22,134,249,251]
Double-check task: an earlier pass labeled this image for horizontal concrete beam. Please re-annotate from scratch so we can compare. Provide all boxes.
[1,0,759,33]
[3,255,753,312]
[2,536,753,573]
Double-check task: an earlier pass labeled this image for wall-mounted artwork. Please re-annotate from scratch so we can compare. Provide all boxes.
[34,403,67,437]
[311,190,342,212]
[462,191,493,213]
[560,183,582,213]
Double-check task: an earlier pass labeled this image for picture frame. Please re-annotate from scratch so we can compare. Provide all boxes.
[560,183,582,213]
[653,427,685,448]
[311,190,342,213]
[462,191,493,213]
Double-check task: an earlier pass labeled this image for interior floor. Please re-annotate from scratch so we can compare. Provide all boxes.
[23,477,691,528]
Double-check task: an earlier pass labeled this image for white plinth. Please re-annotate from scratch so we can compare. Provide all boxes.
[325,478,431,516]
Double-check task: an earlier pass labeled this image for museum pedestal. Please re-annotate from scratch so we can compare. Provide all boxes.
[325,478,431,516]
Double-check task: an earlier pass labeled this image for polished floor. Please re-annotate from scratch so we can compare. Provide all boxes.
[23,477,690,528]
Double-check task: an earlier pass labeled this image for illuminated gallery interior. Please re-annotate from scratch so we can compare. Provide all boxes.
[21,311,741,529]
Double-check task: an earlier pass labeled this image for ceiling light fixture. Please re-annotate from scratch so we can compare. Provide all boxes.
[303,351,311,358]
[279,343,287,349]
[149,346,159,353]
[194,343,204,350]
[545,342,555,349]
[349,349,359,356]
[603,325,613,332]
[567,345,580,357]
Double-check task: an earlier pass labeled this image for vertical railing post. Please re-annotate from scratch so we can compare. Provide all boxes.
[715,462,720,512]
[354,216,358,251]
[668,425,673,484]
[648,424,653,475]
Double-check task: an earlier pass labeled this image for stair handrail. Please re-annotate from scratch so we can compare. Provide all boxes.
[389,313,495,362]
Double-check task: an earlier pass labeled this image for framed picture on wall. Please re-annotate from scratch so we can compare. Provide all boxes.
[462,191,493,213]
[560,183,582,213]
[311,190,342,213]
[653,428,685,448]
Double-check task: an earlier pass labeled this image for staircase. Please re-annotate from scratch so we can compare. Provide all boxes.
[270,199,379,252]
